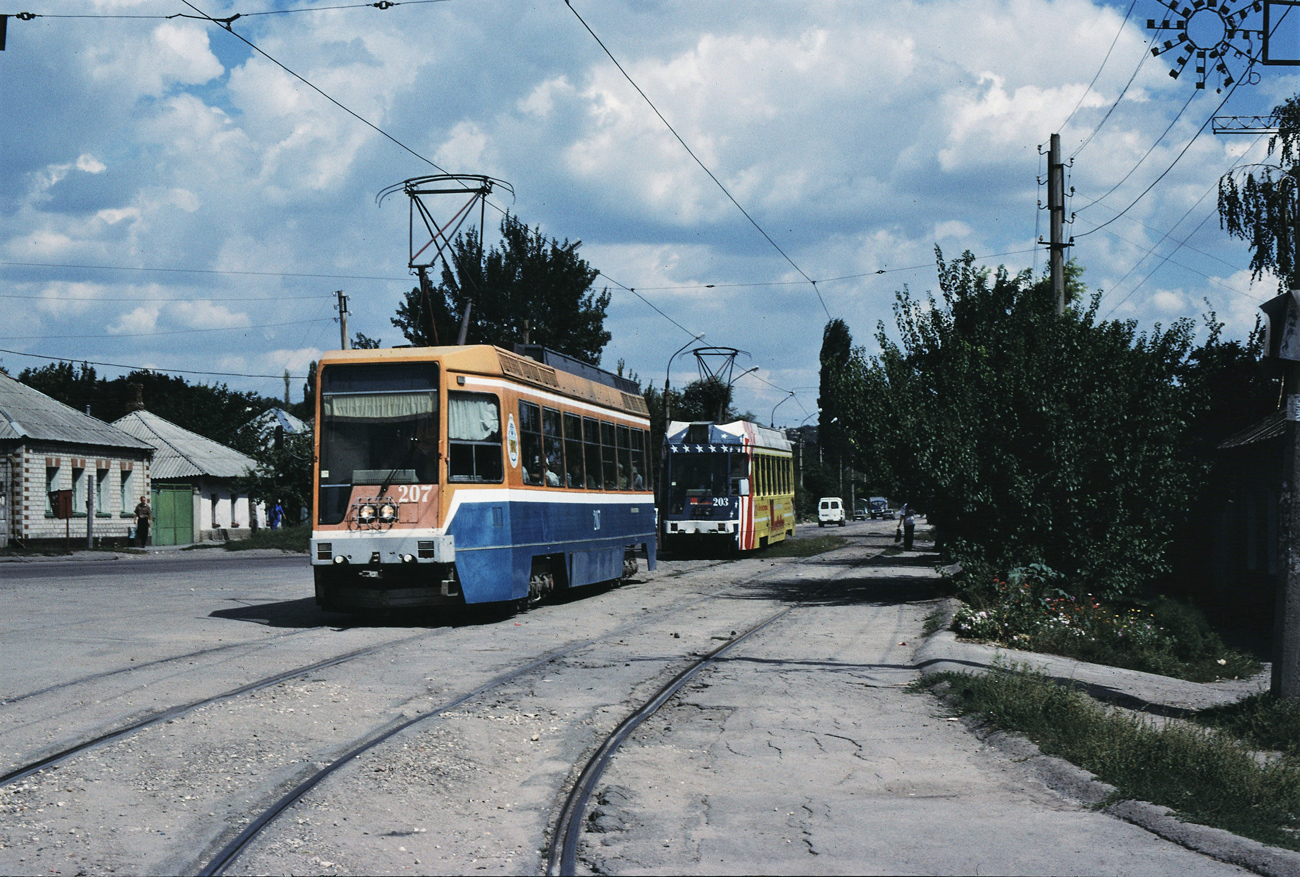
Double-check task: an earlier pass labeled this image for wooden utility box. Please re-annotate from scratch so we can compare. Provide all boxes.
[49,489,73,520]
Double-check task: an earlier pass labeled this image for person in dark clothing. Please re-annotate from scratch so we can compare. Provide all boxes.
[133,496,151,548]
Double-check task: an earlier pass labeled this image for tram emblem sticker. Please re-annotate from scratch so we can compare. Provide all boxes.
[506,413,519,468]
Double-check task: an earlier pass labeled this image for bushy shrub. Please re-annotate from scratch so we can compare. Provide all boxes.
[951,564,1259,682]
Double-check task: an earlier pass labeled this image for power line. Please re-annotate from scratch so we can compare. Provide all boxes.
[1075,89,1198,214]
[0,317,333,342]
[6,1,451,21]
[1071,18,1155,159]
[1060,0,1138,132]
[0,258,409,283]
[0,346,308,381]
[563,0,831,321]
[1075,71,1247,239]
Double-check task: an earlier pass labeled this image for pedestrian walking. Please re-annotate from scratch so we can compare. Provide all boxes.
[899,504,916,551]
[271,499,285,530]
[133,495,151,548]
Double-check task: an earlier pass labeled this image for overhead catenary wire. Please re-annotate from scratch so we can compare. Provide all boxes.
[1075,89,1198,214]
[562,0,831,321]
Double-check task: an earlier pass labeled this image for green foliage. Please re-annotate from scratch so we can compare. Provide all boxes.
[352,333,382,349]
[952,565,1260,681]
[926,667,1300,851]
[1218,94,1300,290]
[391,214,612,364]
[1201,693,1300,758]
[18,362,279,447]
[230,427,314,525]
[841,250,1199,598]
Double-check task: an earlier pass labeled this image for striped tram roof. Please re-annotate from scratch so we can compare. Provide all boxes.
[112,409,256,480]
[0,371,153,451]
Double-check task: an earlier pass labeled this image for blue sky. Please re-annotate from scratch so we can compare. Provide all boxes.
[1,0,1297,424]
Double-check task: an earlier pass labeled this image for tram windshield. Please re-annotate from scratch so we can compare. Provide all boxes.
[318,362,439,524]
[667,452,732,514]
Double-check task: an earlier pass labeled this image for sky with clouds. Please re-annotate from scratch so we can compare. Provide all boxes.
[1,0,1297,425]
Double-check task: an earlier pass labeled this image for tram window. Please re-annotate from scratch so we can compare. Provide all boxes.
[448,392,502,483]
[519,401,543,485]
[583,417,602,489]
[629,429,647,491]
[542,407,564,487]
[600,421,617,490]
[730,452,748,495]
[563,412,584,488]
[616,424,633,490]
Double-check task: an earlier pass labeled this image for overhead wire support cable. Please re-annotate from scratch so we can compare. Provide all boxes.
[563,0,831,321]
[180,0,448,175]
[0,347,306,381]
[1075,89,1197,213]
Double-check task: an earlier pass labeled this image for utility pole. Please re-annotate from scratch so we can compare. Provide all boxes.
[1047,133,1068,315]
[336,290,349,350]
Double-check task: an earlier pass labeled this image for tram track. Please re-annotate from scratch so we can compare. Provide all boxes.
[0,630,430,788]
[545,547,886,877]
[0,549,871,875]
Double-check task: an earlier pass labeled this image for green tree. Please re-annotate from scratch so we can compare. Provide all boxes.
[1219,94,1300,289]
[232,426,314,526]
[392,214,612,364]
[843,250,1201,598]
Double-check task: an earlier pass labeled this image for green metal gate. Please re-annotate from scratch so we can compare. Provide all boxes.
[151,485,193,546]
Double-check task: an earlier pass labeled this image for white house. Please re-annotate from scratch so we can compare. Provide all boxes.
[0,372,153,549]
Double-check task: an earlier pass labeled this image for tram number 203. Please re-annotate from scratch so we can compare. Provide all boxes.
[713,497,730,507]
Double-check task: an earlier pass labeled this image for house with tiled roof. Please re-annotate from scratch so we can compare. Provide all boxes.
[0,371,154,549]
[112,407,265,545]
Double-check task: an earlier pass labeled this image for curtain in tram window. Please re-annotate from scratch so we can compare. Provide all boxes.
[323,393,435,422]
[448,394,500,441]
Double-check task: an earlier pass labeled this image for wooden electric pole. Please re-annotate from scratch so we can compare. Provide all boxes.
[1047,133,1067,315]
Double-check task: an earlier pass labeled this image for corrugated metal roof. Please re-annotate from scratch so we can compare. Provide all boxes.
[242,407,309,436]
[0,371,154,450]
[112,410,256,480]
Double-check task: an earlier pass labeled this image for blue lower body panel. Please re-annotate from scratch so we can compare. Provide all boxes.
[449,495,656,604]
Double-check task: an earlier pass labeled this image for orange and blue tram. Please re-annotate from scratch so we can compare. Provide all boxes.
[310,344,657,612]
[660,420,795,553]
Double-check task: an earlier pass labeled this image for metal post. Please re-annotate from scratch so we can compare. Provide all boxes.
[1049,133,1066,315]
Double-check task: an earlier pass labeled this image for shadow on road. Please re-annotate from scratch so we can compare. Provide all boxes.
[736,548,951,608]
[209,596,525,631]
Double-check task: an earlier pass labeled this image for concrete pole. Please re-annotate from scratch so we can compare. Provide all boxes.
[1048,133,1066,316]
[336,290,349,350]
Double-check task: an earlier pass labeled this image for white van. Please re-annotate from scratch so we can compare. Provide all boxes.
[817,497,845,527]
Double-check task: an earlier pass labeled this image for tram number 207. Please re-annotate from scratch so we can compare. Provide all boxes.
[395,484,433,503]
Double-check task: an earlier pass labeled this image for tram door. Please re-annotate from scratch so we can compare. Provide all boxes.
[151,485,194,546]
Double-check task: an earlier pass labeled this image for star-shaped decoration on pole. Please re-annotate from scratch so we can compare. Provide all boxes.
[1147,0,1262,91]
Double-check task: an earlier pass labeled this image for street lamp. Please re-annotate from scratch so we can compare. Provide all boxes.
[664,333,705,430]
[770,391,795,428]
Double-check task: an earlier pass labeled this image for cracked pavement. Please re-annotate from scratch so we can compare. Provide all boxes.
[579,541,1255,876]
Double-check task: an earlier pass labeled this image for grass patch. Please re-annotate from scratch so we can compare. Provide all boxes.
[223,525,310,553]
[1200,693,1300,758]
[758,535,846,558]
[923,667,1300,851]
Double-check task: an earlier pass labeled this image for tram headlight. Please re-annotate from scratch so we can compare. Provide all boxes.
[401,553,416,564]
[358,503,377,525]
[333,555,348,565]
[378,502,398,524]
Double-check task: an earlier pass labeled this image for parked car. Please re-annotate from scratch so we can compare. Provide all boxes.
[868,496,889,519]
[853,502,868,521]
[818,497,846,527]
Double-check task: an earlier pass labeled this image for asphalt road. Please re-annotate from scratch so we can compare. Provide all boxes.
[0,528,1255,875]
